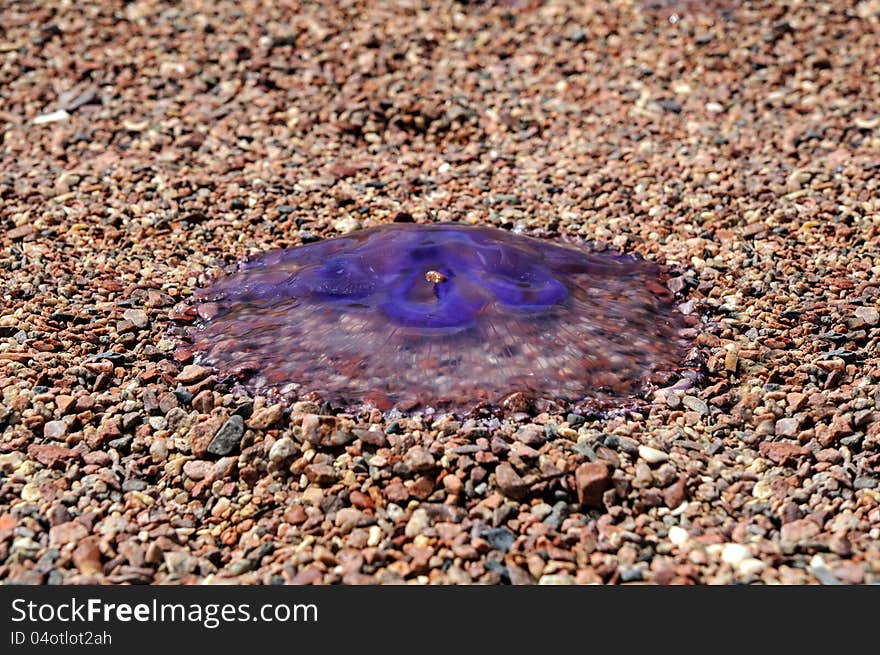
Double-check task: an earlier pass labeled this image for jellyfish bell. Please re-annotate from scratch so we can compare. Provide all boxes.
[176,223,694,413]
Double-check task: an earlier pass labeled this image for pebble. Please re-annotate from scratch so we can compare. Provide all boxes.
[404,508,430,538]
[333,217,361,233]
[720,543,750,566]
[122,308,149,328]
[538,573,575,585]
[854,306,879,326]
[495,463,528,500]
[21,483,42,503]
[32,109,70,125]
[149,438,168,462]
[247,404,284,429]
[759,441,809,466]
[49,521,88,546]
[663,477,688,509]
[531,503,553,520]
[774,418,800,438]
[367,525,383,548]
[402,446,435,473]
[148,416,167,431]
[183,459,212,480]
[304,463,337,486]
[638,445,669,465]
[42,420,68,440]
[268,437,297,464]
[668,526,689,546]
[575,461,612,507]
[176,364,212,385]
[207,415,245,456]
[780,519,821,543]
[737,558,766,577]
[681,396,709,416]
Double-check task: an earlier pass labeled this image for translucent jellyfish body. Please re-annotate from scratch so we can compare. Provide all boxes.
[181,223,692,412]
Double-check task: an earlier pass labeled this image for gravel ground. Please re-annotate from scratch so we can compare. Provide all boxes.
[1,0,878,585]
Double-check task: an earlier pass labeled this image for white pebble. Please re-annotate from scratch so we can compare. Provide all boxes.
[33,109,71,125]
[737,558,766,576]
[538,573,575,585]
[668,526,689,546]
[333,216,361,234]
[638,445,669,465]
[721,543,751,566]
[367,525,383,547]
[269,437,296,464]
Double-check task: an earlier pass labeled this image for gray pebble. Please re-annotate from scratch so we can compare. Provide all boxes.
[208,415,245,456]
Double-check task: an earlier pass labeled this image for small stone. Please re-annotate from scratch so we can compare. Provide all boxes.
[780,518,821,543]
[516,424,547,447]
[481,527,515,552]
[122,308,148,328]
[755,419,776,436]
[724,348,739,372]
[334,216,361,233]
[353,427,387,447]
[721,543,750,566]
[21,483,42,502]
[283,505,307,524]
[538,573,575,585]
[301,486,324,506]
[8,225,34,241]
[404,508,430,538]
[384,479,409,504]
[165,551,199,576]
[207,415,245,456]
[409,475,434,500]
[149,438,169,462]
[55,395,76,414]
[738,558,766,576]
[158,392,179,414]
[759,441,810,466]
[247,404,284,430]
[33,109,71,125]
[854,306,879,326]
[663,476,688,509]
[531,503,553,520]
[304,463,337,486]
[269,437,297,464]
[148,416,167,431]
[176,364,212,384]
[191,389,214,413]
[495,463,528,500]
[183,459,212,480]
[28,443,78,468]
[50,521,88,546]
[775,418,800,438]
[402,446,435,473]
[300,414,355,446]
[853,476,877,490]
[668,526,689,546]
[227,559,254,576]
[349,490,373,509]
[42,420,68,440]
[72,537,102,575]
[638,445,668,465]
[575,461,612,507]
[681,395,708,415]
[335,508,363,532]
[367,525,383,547]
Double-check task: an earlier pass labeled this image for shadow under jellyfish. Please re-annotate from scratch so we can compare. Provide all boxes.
[177,223,694,413]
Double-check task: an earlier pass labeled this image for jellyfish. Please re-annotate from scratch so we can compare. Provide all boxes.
[177,223,693,412]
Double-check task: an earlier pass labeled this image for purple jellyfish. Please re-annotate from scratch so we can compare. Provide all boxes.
[177,223,693,412]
